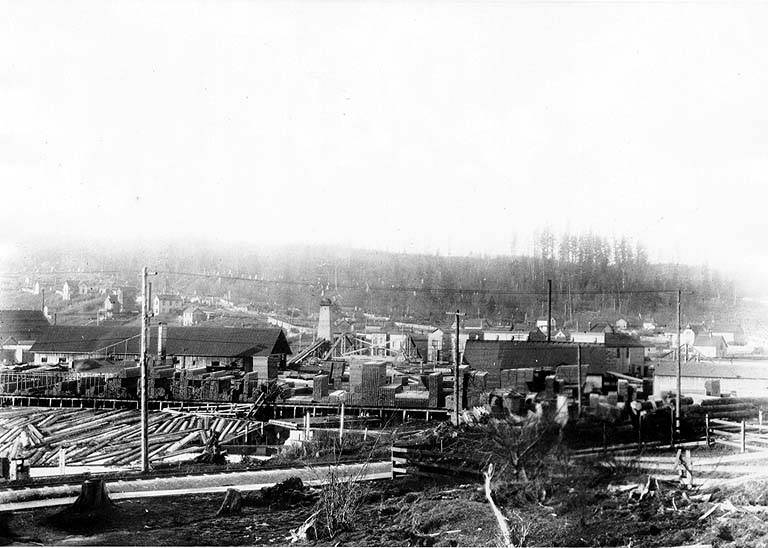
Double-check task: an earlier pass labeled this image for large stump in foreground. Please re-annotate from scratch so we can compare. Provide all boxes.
[47,478,117,533]
[71,478,114,512]
[216,488,243,517]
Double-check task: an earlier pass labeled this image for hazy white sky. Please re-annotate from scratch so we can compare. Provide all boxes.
[2,1,767,282]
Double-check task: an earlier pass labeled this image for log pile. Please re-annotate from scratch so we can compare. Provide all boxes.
[0,407,259,467]
[685,397,768,421]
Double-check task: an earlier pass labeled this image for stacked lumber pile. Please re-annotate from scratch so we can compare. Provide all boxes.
[0,407,257,467]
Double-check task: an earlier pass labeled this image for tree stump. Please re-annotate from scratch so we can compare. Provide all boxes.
[71,478,114,512]
[216,488,243,517]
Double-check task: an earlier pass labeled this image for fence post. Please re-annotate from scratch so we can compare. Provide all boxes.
[670,407,675,447]
[741,420,746,453]
[760,409,763,435]
[602,423,607,455]
[705,414,710,447]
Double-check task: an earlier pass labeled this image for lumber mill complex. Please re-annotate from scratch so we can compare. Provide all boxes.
[0,291,767,486]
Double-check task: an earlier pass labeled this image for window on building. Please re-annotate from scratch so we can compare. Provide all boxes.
[59,357,67,363]
[41,357,47,363]
[616,348,620,358]
[212,360,220,367]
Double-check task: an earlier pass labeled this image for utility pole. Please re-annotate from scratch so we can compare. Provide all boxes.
[547,279,553,342]
[140,267,149,474]
[676,288,682,439]
[447,309,465,425]
[577,344,583,417]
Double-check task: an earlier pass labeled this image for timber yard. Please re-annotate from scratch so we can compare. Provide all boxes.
[1,270,768,547]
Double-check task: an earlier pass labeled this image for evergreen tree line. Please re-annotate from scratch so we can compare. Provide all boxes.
[16,233,736,328]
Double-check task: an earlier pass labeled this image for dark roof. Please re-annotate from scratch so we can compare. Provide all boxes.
[604,333,645,348]
[0,310,50,340]
[589,322,615,333]
[463,340,609,370]
[30,326,292,357]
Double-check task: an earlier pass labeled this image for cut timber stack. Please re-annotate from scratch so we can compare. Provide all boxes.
[0,407,259,467]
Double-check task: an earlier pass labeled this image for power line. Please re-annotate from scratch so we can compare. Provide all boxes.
[1,267,693,297]
[158,270,690,297]
[0,271,127,277]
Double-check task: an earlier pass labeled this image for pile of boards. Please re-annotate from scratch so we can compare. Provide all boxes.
[0,407,259,467]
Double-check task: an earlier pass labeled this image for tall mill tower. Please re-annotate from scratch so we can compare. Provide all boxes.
[317,298,333,341]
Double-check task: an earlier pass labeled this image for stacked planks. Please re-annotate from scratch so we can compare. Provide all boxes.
[0,407,258,467]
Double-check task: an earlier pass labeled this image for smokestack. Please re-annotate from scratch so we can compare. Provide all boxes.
[157,323,167,359]
[318,299,333,341]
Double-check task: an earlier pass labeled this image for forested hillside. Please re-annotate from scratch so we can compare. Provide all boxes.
[10,233,737,327]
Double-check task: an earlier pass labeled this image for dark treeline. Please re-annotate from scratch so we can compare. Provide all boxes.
[11,232,736,328]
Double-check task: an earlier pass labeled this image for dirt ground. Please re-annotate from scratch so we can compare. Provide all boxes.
[3,462,768,547]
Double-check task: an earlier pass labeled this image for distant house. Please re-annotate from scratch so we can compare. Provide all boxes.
[536,317,557,334]
[78,281,93,296]
[553,328,571,341]
[604,332,646,376]
[104,295,121,318]
[615,318,628,331]
[527,328,548,342]
[642,320,656,332]
[182,306,207,326]
[117,287,138,311]
[62,280,78,301]
[153,294,183,316]
[693,334,727,358]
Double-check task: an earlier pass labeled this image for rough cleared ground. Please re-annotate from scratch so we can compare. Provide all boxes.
[4,460,768,547]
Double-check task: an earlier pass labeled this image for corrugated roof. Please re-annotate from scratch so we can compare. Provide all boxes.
[30,326,291,357]
[0,310,50,339]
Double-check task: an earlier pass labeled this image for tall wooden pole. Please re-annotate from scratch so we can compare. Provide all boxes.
[676,288,682,439]
[576,344,583,417]
[447,309,465,425]
[547,279,552,342]
[454,310,460,425]
[140,266,149,473]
